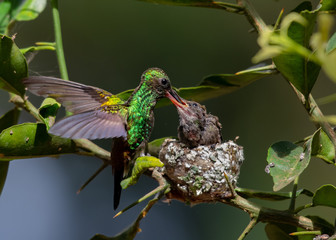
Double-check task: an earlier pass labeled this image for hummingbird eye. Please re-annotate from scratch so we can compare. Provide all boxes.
[160,78,168,86]
[192,103,198,107]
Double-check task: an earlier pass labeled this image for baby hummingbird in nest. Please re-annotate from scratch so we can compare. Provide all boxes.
[170,99,222,148]
[23,67,184,209]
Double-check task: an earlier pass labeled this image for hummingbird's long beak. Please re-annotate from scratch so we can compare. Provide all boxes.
[166,90,187,108]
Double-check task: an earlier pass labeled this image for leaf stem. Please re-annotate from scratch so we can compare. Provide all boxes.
[294,203,313,213]
[51,0,69,80]
[20,45,56,55]
[289,176,299,211]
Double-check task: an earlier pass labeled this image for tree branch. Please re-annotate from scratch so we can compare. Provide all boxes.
[289,82,336,149]
[236,0,267,33]
[221,195,326,231]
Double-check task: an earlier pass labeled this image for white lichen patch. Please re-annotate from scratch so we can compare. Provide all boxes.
[159,139,244,202]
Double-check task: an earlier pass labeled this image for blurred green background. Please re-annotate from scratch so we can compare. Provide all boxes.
[1,0,336,239]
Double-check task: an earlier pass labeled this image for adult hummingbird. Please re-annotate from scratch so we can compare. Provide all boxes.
[169,99,222,148]
[23,67,184,209]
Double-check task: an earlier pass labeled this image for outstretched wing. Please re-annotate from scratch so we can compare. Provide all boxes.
[23,76,128,139]
[49,111,127,139]
[23,76,115,114]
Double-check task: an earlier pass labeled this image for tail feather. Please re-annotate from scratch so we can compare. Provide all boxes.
[113,168,123,210]
[111,137,129,210]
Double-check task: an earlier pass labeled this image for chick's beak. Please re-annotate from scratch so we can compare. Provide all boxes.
[166,89,186,108]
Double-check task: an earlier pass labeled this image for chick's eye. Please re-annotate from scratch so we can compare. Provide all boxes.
[192,103,198,107]
[160,78,168,85]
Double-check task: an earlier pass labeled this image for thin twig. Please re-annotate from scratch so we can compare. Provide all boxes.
[238,218,258,240]
[114,169,170,218]
[77,162,110,194]
[223,171,237,197]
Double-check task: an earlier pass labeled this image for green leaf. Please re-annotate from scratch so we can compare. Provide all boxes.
[148,136,172,157]
[0,0,47,34]
[267,141,311,191]
[15,0,47,21]
[273,7,320,97]
[326,32,336,54]
[120,156,164,189]
[235,187,313,201]
[265,223,296,240]
[320,0,336,12]
[118,65,275,107]
[312,184,336,208]
[178,67,275,102]
[0,1,12,34]
[0,34,27,96]
[311,129,335,164]
[0,123,76,160]
[39,98,61,129]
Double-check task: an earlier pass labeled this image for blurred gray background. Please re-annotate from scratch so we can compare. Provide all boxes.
[1,0,335,239]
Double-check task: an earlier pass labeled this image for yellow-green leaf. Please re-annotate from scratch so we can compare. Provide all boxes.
[121,156,164,189]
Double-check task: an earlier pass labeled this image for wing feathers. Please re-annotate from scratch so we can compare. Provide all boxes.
[49,111,127,140]
[23,76,115,114]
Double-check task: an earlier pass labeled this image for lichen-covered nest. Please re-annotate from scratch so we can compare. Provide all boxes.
[159,139,244,203]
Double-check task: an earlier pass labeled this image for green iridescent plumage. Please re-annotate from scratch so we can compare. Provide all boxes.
[23,67,184,210]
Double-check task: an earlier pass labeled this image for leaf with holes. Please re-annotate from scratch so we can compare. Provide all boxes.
[266,141,311,191]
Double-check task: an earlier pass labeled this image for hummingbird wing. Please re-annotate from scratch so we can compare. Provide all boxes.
[49,111,127,139]
[23,76,115,114]
[23,76,128,139]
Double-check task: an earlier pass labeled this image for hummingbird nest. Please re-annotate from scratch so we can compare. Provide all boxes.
[159,139,244,203]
